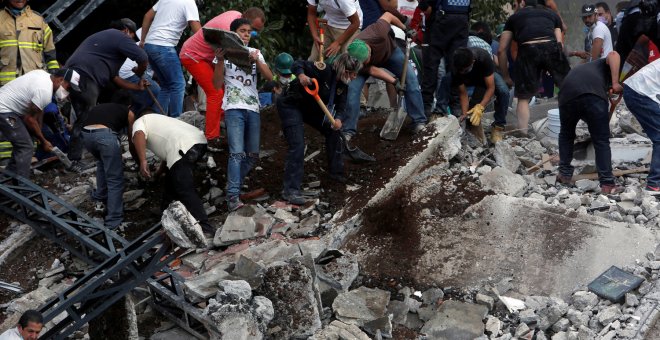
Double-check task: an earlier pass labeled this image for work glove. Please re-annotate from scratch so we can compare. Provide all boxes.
[467,103,485,126]
[393,79,406,94]
[405,29,417,39]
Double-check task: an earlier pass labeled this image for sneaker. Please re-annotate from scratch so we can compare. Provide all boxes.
[411,123,426,134]
[645,185,660,196]
[94,201,106,212]
[556,174,573,185]
[490,125,505,144]
[281,191,307,205]
[601,184,624,194]
[227,196,244,211]
[68,160,93,173]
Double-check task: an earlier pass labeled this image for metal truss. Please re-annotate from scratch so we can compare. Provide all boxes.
[0,170,212,339]
[41,0,108,42]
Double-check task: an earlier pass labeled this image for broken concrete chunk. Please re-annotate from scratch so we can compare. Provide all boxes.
[161,201,207,249]
[571,291,599,311]
[274,209,299,223]
[258,260,321,338]
[232,255,265,289]
[493,142,521,173]
[204,295,263,339]
[479,167,527,196]
[315,250,359,292]
[184,264,233,302]
[251,296,274,324]
[420,300,488,340]
[309,320,371,340]
[122,189,143,203]
[485,315,501,336]
[575,179,600,192]
[214,205,274,246]
[333,286,391,327]
[597,305,622,325]
[363,315,393,338]
[422,288,445,305]
[387,300,409,325]
[218,280,252,301]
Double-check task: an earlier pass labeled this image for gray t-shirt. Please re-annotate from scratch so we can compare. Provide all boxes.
[558,58,611,106]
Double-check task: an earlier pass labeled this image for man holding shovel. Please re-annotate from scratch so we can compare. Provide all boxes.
[343,13,427,152]
[276,54,361,205]
[557,51,623,194]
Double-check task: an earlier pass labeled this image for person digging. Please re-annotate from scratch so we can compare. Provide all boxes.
[556,51,623,194]
[453,47,510,144]
[276,54,361,205]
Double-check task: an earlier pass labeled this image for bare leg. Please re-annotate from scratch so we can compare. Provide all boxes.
[516,97,530,134]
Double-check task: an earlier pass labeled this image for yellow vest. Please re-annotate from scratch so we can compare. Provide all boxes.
[0,6,58,85]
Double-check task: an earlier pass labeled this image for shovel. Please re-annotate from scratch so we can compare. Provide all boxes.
[380,38,412,140]
[315,18,327,70]
[145,83,166,115]
[304,78,375,162]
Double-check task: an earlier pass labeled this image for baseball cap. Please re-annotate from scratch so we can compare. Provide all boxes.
[55,68,81,92]
[347,39,369,63]
[120,18,139,41]
[581,4,596,16]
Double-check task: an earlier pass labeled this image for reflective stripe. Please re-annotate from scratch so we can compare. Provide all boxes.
[46,60,59,69]
[0,40,18,47]
[0,142,12,158]
[44,26,52,40]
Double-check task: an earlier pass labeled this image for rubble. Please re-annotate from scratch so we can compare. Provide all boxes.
[161,201,207,249]
[332,286,390,327]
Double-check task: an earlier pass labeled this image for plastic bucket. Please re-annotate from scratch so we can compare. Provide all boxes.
[547,108,561,138]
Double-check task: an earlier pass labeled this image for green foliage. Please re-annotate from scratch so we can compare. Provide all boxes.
[201,0,311,64]
[470,0,511,29]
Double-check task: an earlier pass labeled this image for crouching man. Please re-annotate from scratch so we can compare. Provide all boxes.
[131,114,213,233]
[0,68,78,178]
[557,51,622,194]
[276,54,361,205]
[80,91,137,229]
[453,47,510,144]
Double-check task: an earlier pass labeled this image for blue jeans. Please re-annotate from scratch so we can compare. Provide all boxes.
[0,112,33,178]
[624,85,660,187]
[343,47,427,136]
[144,44,185,117]
[225,109,260,198]
[558,94,614,186]
[82,129,124,227]
[125,74,161,114]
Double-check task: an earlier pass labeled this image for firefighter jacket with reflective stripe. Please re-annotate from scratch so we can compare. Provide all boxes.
[0,6,58,85]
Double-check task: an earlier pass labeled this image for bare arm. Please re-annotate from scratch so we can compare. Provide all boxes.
[554,28,563,46]
[140,8,156,47]
[113,76,145,91]
[307,6,322,51]
[590,38,604,62]
[326,13,360,57]
[497,32,513,82]
[480,74,496,108]
[605,51,623,93]
[132,61,148,78]
[23,103,52,151]
[378,12,406,31]
[368,66,397,84]
[189,21,201,33]
[458,84,469,118]
[256,57,274,82]
[212,51,225,89]
[127,110,138,163]
[132,130,150,178]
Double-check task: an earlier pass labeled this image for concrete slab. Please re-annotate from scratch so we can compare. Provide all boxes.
[403,195,657,299]
[420,300,488,340]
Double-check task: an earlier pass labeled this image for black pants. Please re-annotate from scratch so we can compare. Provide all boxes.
[68,73,100,161]
[421,13,469,109]
[514,42,570,99]
[558,94,614,185]
[162,143,208,225]
[277,100,343,195]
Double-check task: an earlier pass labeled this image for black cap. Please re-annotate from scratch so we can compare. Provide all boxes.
[581,4,596,16]
[54,68,81,92]
[120,18,139,41]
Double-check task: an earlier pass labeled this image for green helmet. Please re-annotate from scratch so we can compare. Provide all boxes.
[274,53,294,75]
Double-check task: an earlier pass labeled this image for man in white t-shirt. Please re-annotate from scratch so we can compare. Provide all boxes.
[398,0,418,20]
[140,0,201,118]
[571,4,613,62]
[131,114,213,233]
[623,59,660,195]
[307,0,363,62]
[0,310,43,340]
[0,68,77,178]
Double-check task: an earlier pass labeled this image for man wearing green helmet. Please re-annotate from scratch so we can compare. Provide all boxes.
[273,53,297,88]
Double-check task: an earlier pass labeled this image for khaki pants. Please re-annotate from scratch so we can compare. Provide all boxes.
[308,25,360,62]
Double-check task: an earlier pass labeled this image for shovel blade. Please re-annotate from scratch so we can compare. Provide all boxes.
[380,106,407,140]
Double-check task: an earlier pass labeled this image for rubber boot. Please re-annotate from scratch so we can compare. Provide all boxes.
[490,125,504,144]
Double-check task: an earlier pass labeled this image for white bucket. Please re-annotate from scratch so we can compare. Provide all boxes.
[547,108,561,138]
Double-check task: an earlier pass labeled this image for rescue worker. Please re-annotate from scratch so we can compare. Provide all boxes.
[276,54,361,205]
[0,0,59,86]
